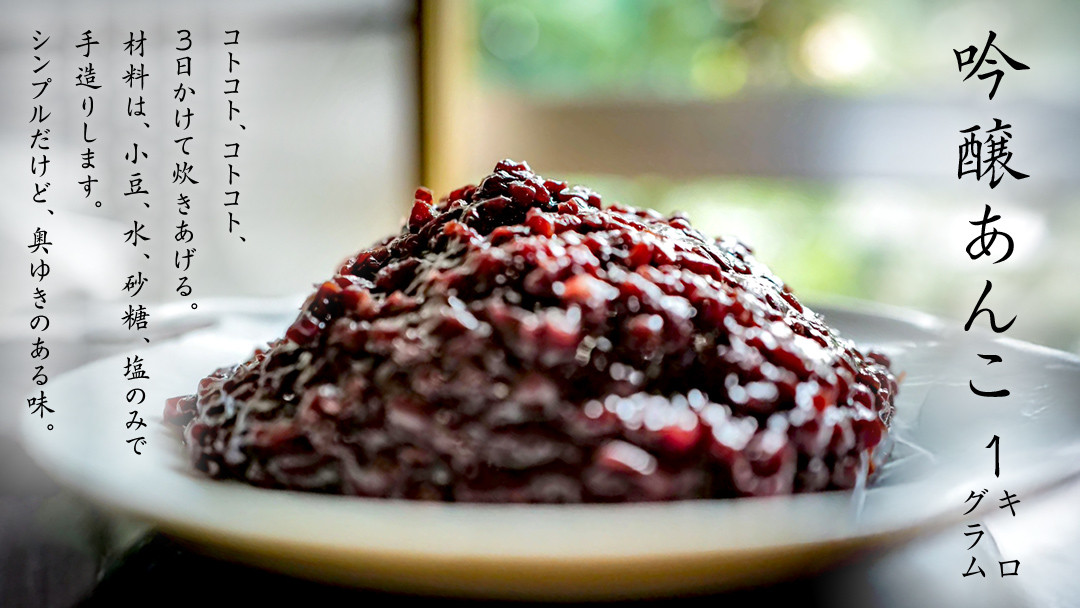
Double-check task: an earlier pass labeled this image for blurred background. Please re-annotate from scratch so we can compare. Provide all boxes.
[1,1,1079,606]
[1,0,1079,353]
[429,0,1080,353]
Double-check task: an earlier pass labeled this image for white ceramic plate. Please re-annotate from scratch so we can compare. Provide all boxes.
[20,300,1080,600]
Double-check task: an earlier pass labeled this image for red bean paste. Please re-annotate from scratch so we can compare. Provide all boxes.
[165,160,897,502]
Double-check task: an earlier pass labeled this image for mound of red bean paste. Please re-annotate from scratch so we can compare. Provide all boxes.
[165,160,897,502]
